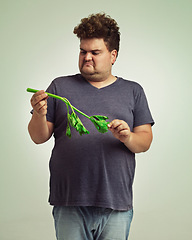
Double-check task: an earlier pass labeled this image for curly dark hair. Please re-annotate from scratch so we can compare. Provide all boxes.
[73,13,120,56]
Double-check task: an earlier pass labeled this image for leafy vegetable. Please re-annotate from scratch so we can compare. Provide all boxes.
[68,111,90,136]
[66,118,72,138]
[90,115,110,133]
[27,88,109,137]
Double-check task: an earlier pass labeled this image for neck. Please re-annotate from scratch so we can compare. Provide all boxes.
[85,75,117,89]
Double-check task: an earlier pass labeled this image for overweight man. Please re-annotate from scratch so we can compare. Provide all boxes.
[28,13,154,240]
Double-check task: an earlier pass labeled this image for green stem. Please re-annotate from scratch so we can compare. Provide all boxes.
[26,88,91,119]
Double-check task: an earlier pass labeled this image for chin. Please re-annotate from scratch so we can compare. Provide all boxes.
[80,71,101,82]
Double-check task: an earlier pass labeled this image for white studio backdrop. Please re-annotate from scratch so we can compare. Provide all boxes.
[0,0,191,239]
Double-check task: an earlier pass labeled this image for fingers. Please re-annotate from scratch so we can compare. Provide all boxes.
[108,119,129,133]
[31,90,48,105]
[108,119,131,141]
[30,90,48,116]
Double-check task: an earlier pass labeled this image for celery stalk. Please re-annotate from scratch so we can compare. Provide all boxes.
[26,88,109,137]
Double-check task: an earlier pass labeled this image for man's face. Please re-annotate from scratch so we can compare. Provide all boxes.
[79,38,117,82]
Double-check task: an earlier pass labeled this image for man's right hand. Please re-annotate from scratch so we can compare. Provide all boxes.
[28,90,53,144]
[30,90,48,116]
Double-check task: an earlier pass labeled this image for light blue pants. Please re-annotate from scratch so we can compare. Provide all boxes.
[52,206,133,240]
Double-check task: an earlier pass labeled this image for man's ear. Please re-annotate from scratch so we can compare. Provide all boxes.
[111,50,117,65]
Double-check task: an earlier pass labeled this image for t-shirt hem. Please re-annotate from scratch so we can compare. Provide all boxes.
[49,200,133,211]
[134,120,155,128]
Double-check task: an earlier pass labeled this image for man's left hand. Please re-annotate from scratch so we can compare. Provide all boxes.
[108,120,153,153]
[108,119,131,143]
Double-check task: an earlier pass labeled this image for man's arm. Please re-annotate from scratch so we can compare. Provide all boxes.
[28,90,54,144]
[108,120,153,153]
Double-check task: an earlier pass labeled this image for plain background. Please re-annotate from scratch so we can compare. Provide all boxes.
[1,0,191,239]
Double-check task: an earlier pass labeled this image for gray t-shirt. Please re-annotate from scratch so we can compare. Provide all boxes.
[46,74,154,211]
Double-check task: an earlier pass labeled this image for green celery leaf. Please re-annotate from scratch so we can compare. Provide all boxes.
[90,116,110,133]
[68,112,77,127]
[66,121,71,138]
[69,111,89,136]
[91,115,109,121]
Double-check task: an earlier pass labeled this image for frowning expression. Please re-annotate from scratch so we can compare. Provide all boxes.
[79,38,117,82]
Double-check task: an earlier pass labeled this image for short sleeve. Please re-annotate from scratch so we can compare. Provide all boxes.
[133,84,154,128]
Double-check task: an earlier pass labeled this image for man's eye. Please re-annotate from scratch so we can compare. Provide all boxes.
[92,52,99,55]
[80,51,86,55]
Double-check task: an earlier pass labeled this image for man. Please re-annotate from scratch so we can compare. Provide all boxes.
[28,13,154,240]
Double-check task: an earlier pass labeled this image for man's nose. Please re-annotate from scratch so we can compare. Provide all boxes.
[85,52,92,61]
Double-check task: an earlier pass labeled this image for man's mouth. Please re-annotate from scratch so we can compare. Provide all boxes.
[84,61,93,66]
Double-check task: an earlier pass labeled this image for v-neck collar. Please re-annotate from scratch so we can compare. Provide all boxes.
[81,75,119,90]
